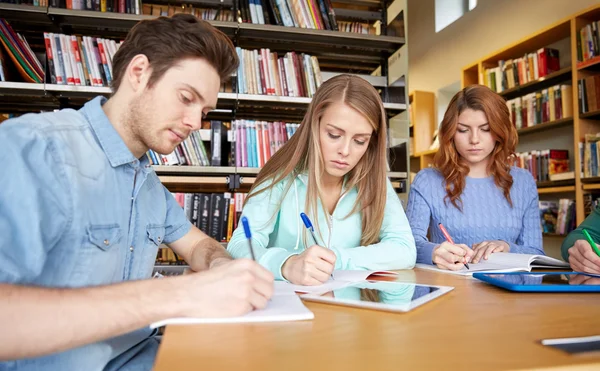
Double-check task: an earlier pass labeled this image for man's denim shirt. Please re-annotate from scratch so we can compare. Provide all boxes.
[0,96,191,371]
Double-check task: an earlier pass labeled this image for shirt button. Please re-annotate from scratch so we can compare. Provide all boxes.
[130,246,134,252]
[104,239,109,246]
[157,237,162,243]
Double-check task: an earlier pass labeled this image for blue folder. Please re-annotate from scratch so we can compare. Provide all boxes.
[473,272,600,292]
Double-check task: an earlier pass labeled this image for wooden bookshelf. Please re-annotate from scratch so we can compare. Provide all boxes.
[0,0,409,198]
[516,117,573,136]
[462,3,600,225]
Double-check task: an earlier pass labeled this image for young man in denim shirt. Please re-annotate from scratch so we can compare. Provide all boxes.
[0,14,274,370]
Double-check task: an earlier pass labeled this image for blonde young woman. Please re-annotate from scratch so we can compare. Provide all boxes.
[227,74,416,285]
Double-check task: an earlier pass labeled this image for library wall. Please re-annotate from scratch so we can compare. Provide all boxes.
[406,0,598,94]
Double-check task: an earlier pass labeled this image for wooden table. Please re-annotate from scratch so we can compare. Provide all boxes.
[153,269,600,370]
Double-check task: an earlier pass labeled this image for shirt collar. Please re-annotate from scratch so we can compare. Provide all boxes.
[81,96,139,168]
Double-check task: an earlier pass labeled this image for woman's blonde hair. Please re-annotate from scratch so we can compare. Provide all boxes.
[245,74,389,246]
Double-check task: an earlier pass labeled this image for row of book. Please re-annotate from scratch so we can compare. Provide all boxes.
[0,19,44,83]
[142,4,234,21]
[236,48,322,98]
[513,149,571,183]
[506,84,573,129]
[147,126,214,167]
[149,119,300,168]
[577,20,600,64]
[539,199,576,236]
[232,120,299,168]
[178,192,247,243]
[578,76,600,114]
[582,133,600,178]
[237,0,338,31]
[482,48,560,94]
[155,191,248,265]
[44,32,121,86]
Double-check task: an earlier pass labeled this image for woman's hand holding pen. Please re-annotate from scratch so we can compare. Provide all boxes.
[471,240,509,263]
[282,245,336,285]
[432,242,473,271]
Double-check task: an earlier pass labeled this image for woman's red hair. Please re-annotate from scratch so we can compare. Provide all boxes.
[433,84,517,210]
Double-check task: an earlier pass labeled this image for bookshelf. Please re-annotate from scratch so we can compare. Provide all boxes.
[0,0,410,265]
[462,3,600,229]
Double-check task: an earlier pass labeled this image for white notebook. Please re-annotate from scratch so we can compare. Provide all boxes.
[415,253,570,276]
[150,292,314,328]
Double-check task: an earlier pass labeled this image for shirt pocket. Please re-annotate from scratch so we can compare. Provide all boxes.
[139,224,166,278]
[71,224,123,286]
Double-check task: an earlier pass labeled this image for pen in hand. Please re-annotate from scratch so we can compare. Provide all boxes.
[438,223,469,270]
[582,228,600,257]
[300,212,334,280]
[241,216,256,261]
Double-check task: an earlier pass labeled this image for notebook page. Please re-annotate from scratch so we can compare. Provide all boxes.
[149,294,314,328]
[274,270,398,295]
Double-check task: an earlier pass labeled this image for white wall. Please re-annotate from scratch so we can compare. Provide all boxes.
[407,0,599,94]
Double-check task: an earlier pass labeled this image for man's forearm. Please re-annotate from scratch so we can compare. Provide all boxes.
[189,237,232,271]
[0,277,181,361]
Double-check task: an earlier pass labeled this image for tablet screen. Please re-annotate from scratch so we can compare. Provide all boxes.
[302,280,453,312]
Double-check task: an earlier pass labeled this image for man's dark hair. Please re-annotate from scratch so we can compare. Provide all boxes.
[111,14,239,92]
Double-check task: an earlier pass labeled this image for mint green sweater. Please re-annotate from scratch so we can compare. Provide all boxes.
[227,173,416,280]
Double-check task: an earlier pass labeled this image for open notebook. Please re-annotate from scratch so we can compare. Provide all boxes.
[150,270,396,327]
[415,253,570,276]
[150,293,314,328]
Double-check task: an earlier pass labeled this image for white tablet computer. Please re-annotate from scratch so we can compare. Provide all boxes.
[300,280,454,313]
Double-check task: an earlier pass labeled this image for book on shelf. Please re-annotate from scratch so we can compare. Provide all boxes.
[583,193,600,217]
[0,18,44,83]
[146,120,299,167]
[576,20,600,64]
[506,85,572,129]
[582,133,600,178]
[483,48,561,94]
[236,47,322,98]
[237,0,339,32]
[539,199,576,235]
[578,76,600,115]
[155,192,247,265]
[514,149,570,183]
[142,3,234,21]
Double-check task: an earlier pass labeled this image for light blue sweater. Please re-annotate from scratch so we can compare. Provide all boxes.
[406,167,544,265]
[227,173,416,280]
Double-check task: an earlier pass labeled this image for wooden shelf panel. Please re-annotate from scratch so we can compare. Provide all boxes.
[583,183,600,191]
[1,4,403,72]
[537,185,575,194]
[543,233,568,238]
[577,55,600,71]
[414,148,438,157]
[153,165,408,179]
[516,117,574,136]
[0,82,405,117]
[582,176,600,184]
[498,67,572,101]
[581,109,600,120]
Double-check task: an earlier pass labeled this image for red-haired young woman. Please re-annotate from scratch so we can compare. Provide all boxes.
[406,84,543,271]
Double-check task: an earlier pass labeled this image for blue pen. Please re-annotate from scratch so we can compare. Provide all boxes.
[300,212,334,280]
[241,216,256,261]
